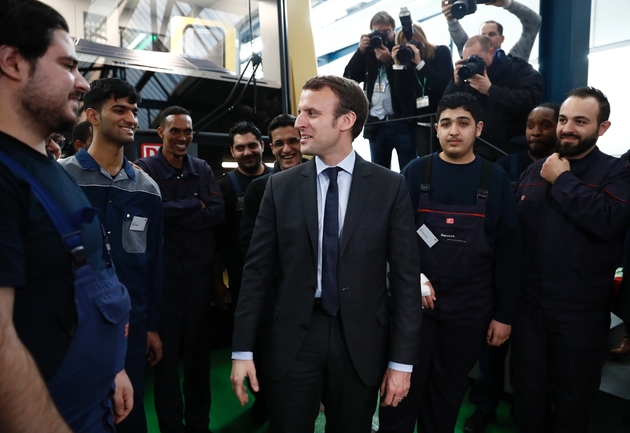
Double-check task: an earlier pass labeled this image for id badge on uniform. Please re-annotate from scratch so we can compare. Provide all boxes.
[130,216,148,231]
[417,224,438,248]
[374,81,386,93]
[416,96,429,109]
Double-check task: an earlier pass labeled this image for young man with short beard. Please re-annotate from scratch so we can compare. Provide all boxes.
[512,86,630,433]
[0,2,132,431]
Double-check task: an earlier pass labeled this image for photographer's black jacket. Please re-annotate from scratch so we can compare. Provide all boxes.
[391,45,453,124]
[444,54,542,161]
[344,47,403,118]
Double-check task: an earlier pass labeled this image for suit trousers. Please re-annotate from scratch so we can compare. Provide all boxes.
[511,301,609,433]
[266,305,380,433]
[379,313,487,433]
[154,274,212,433]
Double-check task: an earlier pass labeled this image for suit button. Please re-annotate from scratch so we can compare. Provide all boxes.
[309,286,315,293]
[300,324,308,331]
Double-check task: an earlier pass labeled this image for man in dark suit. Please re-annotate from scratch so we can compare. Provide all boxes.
[230,75,423,432]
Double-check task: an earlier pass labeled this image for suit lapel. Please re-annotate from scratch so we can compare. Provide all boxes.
[300,159,319,260]
[340,154,371,256]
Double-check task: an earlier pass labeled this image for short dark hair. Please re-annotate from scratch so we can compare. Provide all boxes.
[436,92,482,124]
[83,78,141,113]
[566,86,610,125]
[0,0,69,72]
[302,75,368,140]
[268,114,296,141]
[370,11,395,30]
[482,20,503,36]
[71,120,92,144]
[158,106,191,128]
[537,102,561,119]
[464,35,493,52]
[229,121,263,146]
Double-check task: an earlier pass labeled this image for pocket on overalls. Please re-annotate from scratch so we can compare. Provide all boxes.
[92,279,131,325]
[122,207,148,253]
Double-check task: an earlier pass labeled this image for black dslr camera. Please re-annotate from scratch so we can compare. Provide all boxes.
[369,29,389,49]
[458,54,486,80]
[396,7,425,66]
[448,0,496,20]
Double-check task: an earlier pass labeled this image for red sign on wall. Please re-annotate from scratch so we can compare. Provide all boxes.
[141,143,161,158]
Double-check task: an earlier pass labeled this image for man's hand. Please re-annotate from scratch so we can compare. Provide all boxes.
[147,331,163,366]
[358,33,371,53]
[467,68,492,95]
[486,320,511,346]
[441,0,454,20]
[422,280,436,309]
[374,45,392,64]
[379,368,411,407]
[112,370,134,424]
[230,360,258,406]
[541,153,570,184]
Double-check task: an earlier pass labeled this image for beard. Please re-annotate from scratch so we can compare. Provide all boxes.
[557,132,599,157]
[18,66,80,136]
[238,154,263,174]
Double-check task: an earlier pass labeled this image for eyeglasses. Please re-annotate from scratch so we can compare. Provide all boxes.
[49,134,65,144]
[271,138,301,149]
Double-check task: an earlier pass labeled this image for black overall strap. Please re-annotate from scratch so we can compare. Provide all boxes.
[228,170,244,196]
[477,159,493,200]
[420,155,432,194]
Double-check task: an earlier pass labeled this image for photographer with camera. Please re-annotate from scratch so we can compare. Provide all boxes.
[391,19,453,157]
[444,34,542,161]
[441,0,541,61]
[344,11,416,170]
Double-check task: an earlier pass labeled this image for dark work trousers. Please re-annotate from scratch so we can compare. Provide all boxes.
[379,313,487,433]
[468,340,511,415]
[154,274,212,433]
[117,318,149,433]
[368,120,416,171]
[511,301,610,433]
[266,305,380,433]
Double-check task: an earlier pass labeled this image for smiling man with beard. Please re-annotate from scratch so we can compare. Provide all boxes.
[215,122,271,309]
[512,86,630,433]
[60,78,164,433]
[0,2,133,431]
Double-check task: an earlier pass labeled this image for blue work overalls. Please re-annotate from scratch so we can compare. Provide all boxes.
[0,149,131,432]
[380,157,495,433]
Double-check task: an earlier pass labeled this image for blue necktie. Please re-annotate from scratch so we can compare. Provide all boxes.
[322,167,340,315]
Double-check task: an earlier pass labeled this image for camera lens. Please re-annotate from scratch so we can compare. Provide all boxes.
[458,65,475,80]
[450,0,468,19]
[397,45,413,66]
[370,35,383,49]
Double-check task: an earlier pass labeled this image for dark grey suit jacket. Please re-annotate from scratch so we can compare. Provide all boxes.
[233,154,422,386]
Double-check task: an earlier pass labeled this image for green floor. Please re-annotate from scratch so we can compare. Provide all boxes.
[144,347,518,432]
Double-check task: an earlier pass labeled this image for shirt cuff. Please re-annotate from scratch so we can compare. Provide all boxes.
[393,64,405,70]
[232,351,254,360]
[421,273,432,296]
[388,362,413,372]
[415,60,426,71]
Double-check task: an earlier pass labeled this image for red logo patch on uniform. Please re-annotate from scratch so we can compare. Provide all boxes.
[521,195,526,200]
[124,322,129,338]
[446,218,454,224]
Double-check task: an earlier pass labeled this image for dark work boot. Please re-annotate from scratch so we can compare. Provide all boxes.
[463,410,497,433]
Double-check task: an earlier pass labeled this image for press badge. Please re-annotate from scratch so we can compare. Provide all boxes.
[374,81,386,93]
[417,224,438,248]
[130,216,148,231]
[416,96,429,109]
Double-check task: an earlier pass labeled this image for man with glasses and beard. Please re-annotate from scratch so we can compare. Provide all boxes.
[512,86,630,433]
[0,1,132,431]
